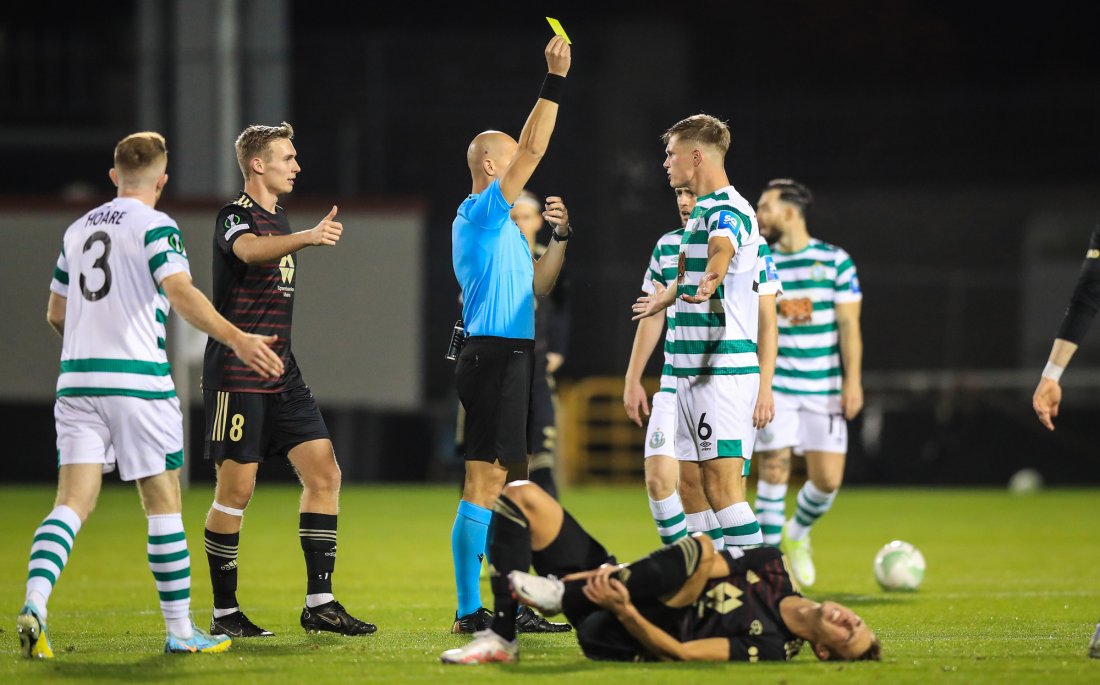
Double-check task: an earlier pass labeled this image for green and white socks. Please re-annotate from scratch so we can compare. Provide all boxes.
[685,510,725,550]
[148,514,193,639]
[788,481,837,541]
[25,505,83,618]
[715,502,762,548]
[648,492,688,544]
[754,481,788,547]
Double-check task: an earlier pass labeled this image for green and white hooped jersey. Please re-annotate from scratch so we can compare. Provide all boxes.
[771,238,861,407]
[641,228,685,394]
[50,197,190,400]
[672,186,767,378]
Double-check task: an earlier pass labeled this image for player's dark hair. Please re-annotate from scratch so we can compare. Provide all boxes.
[235,121,295,179]
[114,132,167,174]
[860,637,882,661]
[820,635,882,662]
[765,178,813,216]
[661,114,731,156]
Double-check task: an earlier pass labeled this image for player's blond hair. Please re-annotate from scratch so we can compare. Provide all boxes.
[113,132,167,178]
[235,121,295,179]
[661,114,731,157]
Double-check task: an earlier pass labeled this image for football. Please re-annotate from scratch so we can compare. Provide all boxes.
[873,540,925,591]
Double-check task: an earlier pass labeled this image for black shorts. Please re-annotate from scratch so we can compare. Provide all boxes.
[203,384,330,464]
[455,336,534,464]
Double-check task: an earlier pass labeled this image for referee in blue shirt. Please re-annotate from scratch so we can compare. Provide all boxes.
[449,35,572,634]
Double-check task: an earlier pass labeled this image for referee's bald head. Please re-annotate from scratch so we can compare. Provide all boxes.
[467,131,518,181]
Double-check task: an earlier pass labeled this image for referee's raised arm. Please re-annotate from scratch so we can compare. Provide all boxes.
[499,36,571,203]
[1034,221,1100,430]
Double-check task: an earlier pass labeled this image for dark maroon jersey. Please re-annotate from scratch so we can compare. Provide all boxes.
[677,546,805,662]
[202,192,304,393]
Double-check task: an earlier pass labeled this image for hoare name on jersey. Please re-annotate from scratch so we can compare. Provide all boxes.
[85,208,127,227]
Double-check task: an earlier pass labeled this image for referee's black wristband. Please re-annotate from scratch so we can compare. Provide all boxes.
[540,73,566,103]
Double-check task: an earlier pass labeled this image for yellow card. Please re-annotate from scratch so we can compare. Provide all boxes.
[545,17,572,44]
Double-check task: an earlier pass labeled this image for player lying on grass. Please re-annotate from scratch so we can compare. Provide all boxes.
[441,480,880,664]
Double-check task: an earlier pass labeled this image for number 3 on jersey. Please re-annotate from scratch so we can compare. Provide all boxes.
[80,231,112,301]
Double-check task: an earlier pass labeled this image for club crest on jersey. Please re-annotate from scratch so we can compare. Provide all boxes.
[649,429,666,449]
[810,262,827,281]
[716,211,739,232]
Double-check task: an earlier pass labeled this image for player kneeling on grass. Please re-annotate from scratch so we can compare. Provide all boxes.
[441,481,880,664]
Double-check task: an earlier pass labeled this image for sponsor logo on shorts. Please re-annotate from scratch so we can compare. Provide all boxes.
[649,429,666,449]
[699,440,712,451]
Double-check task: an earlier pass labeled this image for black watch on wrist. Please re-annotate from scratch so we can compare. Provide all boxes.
[552,225,572,242]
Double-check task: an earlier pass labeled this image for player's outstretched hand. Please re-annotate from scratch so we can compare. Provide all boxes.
[632,280,675,321]
[753,386,775,429]
[841,379,864,420]
[623,379,650,427]
[545,35,571,77]
[681,272,720,303]
[309,205,343,246]
[543,196,570,233]
[232,333,284,379]
[1033,377,1062,431]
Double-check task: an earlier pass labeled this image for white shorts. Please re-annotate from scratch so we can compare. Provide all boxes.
[55,395,184,481]
[643,391,677,459]
[755,391,848,454]
[675,374,759,473]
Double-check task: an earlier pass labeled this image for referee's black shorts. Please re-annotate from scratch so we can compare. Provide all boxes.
[455,336,534,464]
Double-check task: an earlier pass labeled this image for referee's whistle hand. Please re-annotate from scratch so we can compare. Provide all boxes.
[543,196,569,230]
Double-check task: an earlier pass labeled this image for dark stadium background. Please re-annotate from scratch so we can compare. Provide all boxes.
[2,0,1099,484]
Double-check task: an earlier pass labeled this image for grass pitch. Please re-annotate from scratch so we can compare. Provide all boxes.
[2,483,1098,684]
